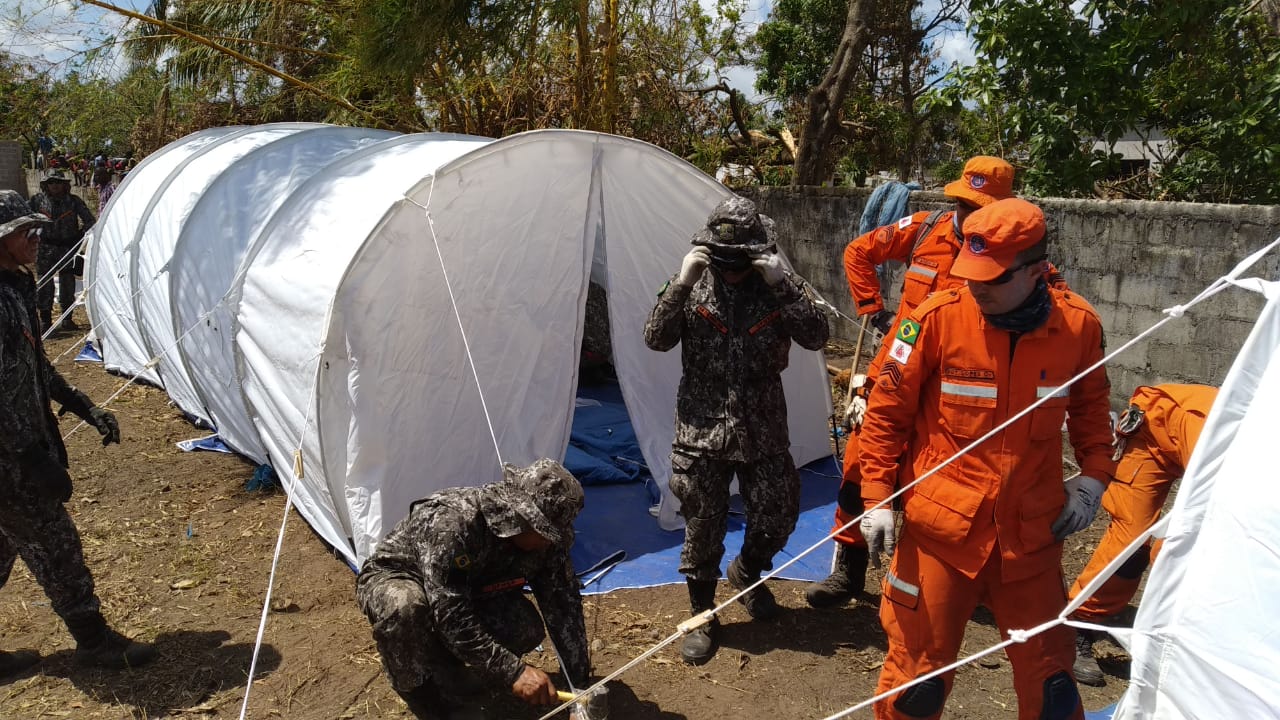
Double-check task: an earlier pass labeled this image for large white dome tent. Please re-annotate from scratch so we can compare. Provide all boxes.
[85,126,239,384]
[167,125,400,458]
[85,126,834,569]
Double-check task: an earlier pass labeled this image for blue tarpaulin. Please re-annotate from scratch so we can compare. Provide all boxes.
[566,379,840,594]
[1085,703,1117,720]
[75,340,103,363]
[175,434,235,454]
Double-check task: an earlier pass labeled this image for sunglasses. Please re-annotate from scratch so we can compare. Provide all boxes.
[978,255,1046,285]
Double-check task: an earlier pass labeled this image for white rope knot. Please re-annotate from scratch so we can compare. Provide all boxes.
[1163,304,1187,318]
[1007,629,1033,644]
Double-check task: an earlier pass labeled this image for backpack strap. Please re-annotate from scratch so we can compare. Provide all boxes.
[907,209,948,266]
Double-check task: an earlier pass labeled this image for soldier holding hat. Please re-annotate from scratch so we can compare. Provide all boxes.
[357,459,602,720]
[29,170,95,331]
[644,196,829,666]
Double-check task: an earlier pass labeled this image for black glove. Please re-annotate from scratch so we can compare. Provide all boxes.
[869,309,895,337]
[88,407,120,446]
[19,447,73,503]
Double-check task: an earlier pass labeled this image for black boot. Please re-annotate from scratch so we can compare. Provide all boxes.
[804,544,870,608]
[680,579,719,666]
[396,680,454,719]
[726,556,779,621]
[0,649,40,678]
[1073,630,1105,687]
[67,613,157,670]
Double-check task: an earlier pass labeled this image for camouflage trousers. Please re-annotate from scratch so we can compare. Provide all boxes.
[36,242,78,324]
[668,450,801,582]
[0,459,102,631]
[356,572,544,692]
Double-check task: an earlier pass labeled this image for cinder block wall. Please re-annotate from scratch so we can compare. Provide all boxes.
[746,186,1280,402]
[0,141,27,199]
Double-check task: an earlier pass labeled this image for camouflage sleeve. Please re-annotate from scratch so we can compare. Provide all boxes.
[643,276,691,352]
[529,548,591,686]
[74,196,96,230]
[44,357,93,420]
[417,526,526,686]
[773,274,830,351]
[0,303,31,456]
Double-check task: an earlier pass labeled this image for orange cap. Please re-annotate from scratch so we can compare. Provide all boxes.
[951,198,1046,282]
[943,156,1015,207]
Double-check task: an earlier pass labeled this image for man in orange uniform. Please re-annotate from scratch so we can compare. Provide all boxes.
[1068,383,1218,686]
[810,156,1060,608]
[857,198,1115,720]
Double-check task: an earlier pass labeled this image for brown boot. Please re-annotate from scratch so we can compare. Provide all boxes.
[726,556,779,621]
[804,544,869,608]
[1073,630,1105,687]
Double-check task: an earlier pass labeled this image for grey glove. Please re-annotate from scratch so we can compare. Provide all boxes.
[860,508,896,569]
[1051,475,1106,540]
[869,309,895,337]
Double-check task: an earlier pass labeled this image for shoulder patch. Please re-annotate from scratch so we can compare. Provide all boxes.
[898,216,913,229]
[888,338,913,365]
[896,319,921,346]
[453,554,472,571]
[656,279,670,297]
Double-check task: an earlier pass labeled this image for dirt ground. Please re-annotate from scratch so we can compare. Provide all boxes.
[0,328,1134,719]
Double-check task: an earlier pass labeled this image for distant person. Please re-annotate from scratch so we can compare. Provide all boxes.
[644,196,829,665]
[357,459,605,720]
[1069,384,1218,686]
[28,171,94,331]
[92,168,115,212]
[857,198,1114,720]
[0,190,157,674]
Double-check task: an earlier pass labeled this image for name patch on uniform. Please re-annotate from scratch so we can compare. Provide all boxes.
[898,216,913,229]
[944,367,995,381]
[888,338,913,364]
[481,577,527,594]
[896,319,921,346]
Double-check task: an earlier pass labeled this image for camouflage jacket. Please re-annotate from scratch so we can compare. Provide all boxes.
[360,486,590,687]
[0,268,74,466]
[644,269,829,460]
[28,192,94,245]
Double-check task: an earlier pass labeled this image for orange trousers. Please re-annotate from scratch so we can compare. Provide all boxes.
[874,531,1081,720]
[831,430,869,546]
[1069,428,1173,621]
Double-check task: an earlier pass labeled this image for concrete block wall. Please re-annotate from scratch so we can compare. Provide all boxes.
[746,186,1280,403]
[0,141,27,199]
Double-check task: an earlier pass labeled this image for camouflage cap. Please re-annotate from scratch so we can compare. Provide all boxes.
[496,459,585,546]
[40,169,72,185]
[0,190,50,238]
[691,196,776,254]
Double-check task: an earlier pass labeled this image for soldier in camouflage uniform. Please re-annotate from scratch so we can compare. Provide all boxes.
[28,170,95,331]
[644,196,829,665]
[357,459,603,720]
[0,190,156,675]
[579,281,614,385]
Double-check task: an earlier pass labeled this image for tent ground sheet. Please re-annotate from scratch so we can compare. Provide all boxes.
[566,378,841,594]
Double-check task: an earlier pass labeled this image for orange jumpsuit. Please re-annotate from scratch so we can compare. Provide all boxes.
[1069,384,1217,621]
[859,286,1115,720]
[832,212,1068,544]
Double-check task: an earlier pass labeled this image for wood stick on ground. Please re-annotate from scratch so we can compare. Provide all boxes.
[842,315,870,422]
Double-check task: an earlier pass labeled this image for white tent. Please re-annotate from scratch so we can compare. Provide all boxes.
[86,126,833,567]
[1111,277,1280,719]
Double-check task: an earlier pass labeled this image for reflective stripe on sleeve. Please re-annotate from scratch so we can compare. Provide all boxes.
[1036,386,1070,399]
[886,571,919,598]
[940,381,998,399]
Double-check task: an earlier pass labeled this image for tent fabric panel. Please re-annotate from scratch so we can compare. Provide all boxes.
[87,127,237,382]
[170,126,398,460]
[134,124,321,423]
[330,134,596,563]
[1114,289,1280,720]
[237,134,492,564]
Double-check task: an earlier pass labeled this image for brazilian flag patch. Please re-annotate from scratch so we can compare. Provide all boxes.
[656,279,670,297]
[896,319,921,346]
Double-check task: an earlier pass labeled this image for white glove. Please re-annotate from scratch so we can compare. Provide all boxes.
[844,374,868,428]
[752,252,786,285]
[860,508,896,569]
[676,246,711,287]
[1051,475,1106,540]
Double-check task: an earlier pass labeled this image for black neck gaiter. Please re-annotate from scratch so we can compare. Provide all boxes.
[985,278,1051,333]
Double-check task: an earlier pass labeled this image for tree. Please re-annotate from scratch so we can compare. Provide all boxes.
[938,0,1280,203]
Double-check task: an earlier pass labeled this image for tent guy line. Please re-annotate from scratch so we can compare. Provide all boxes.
[541,234,1280,720]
